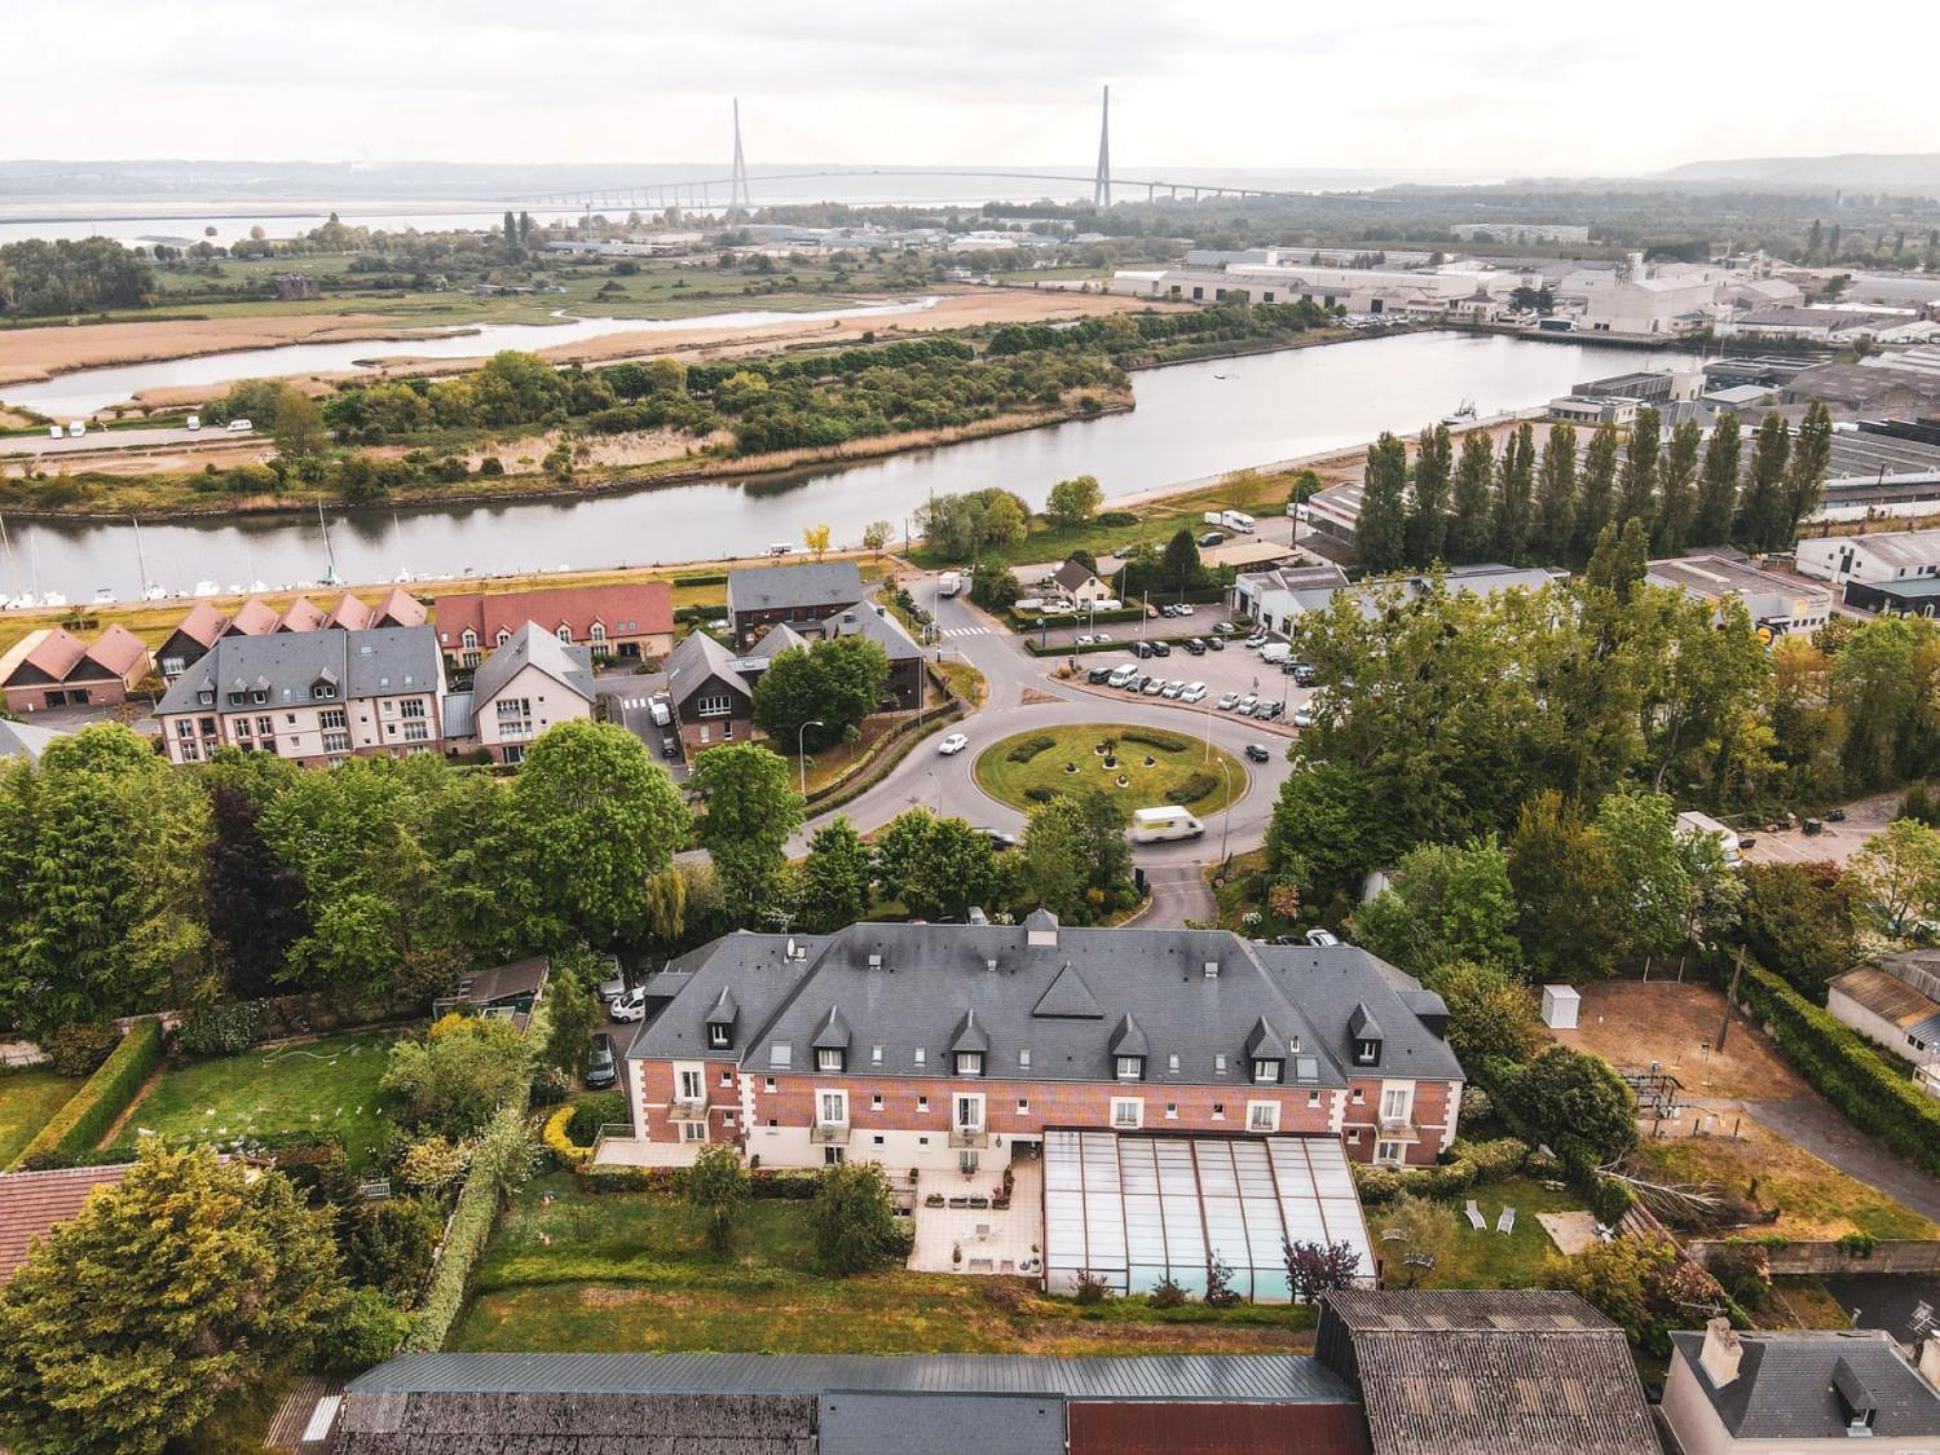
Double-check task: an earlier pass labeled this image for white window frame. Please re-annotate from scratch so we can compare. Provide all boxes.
[1247,1101,1281,1134]
[680,1121,708,1143]
[953,1092,985,1134]
[1115,1055,1143,1081]
[817,1089,849,1127]
[816,1047,843,1073]
[955,1051,983,1077]
[1375,1140,1404,1166]
[676,1067,704,1102]
[1380,1086,1413,1124]
[1109,1097,1144,1130]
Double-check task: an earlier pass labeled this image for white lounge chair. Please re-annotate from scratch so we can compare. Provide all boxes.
[1465,1200,1485,1230]
[1496,1205,1517,1235]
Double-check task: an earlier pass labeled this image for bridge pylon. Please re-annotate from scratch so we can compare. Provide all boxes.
[730,98,752,209]
[1093,85,1111,208]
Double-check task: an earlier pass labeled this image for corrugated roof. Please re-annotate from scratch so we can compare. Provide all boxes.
[346,1353,1357,1402]
[1831,966,1940,1030]
[820,1392,1062,1455]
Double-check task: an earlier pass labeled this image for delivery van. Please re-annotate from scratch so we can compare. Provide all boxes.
[1131,805,1206,843]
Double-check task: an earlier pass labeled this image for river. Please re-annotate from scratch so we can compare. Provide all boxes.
[0,297,945,421]
[1,332,1692,602]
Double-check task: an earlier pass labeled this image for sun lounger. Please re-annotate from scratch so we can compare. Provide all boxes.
[1465,1200,1486,1230]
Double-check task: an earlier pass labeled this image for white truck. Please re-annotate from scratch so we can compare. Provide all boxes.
[1221,509,1256,534]
[1203,510,1224,527]
[1676,810,1742,869]
[937,571,963,598]
[1131,805,1206,843]
[66,421,87,438]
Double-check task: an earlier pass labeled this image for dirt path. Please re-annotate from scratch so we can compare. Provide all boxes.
[94,1063,167,1150]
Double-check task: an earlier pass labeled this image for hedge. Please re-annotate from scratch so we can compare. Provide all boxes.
[1737,960,1940,1179]
[802,701,964,816]
[579,1163,821,1199]
[1121,729,1191,753]
[542,1106,591,1170]
[1006,734,1058,764]
[12,1018,164,1171]
[672,571,728,588]
[1354,1135,1529,1206]
[1166,773,1221,805]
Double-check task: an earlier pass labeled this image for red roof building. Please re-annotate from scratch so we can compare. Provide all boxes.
[435,582,675,666]
[0,1164,131,1285]
[0,624,153,712]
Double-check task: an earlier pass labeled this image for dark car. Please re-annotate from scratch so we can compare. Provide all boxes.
[1183,638,1207,655]
[1244,743,1272,763]
[1148,640,1172,657]
[1206,636,1225,651]
[1131,640,1155,659]
[1292,664,1316,686]
[660,735,682,761]
[584,1032,618,1089]
[1198,531,1225,547]
[1086,664,1115,683]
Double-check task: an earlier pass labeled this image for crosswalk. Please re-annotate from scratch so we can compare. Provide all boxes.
[616,697,654,711]
[940,626,996,638]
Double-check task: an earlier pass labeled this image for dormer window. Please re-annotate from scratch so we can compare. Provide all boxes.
[955,1051,984,1077]
[312,683,336,700]
[228,691,245,706]
[461,629,477,648]
[1252,1057,1283,1084]
[1116,1055,1145,1081]
[1348,1003,1384,1069]
[707,1023,730,1049]
[816,1047,845,1073]
[1355,1040,1381,1066]
[251,690,267,705]
[557,624,573,642]
[496,629,511,646]
[198,690,214,707]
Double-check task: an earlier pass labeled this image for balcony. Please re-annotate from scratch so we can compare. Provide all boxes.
[810,1120,850,1145]
[671,1091,710,1120]
[948,1127,989,1149]
[1377,1114,1423,1144]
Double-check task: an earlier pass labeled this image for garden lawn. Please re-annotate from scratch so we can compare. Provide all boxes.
[449,1174,1315,1356]
[974,724,1244,817]
[1399,1177,1587,1291]
[109,1030,403,1168]
[0,1069,78,1167]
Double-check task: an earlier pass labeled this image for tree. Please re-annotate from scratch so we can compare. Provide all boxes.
[1356,432,1408,573]
[1492,422,1536,563]
[1406,423,1452,566]
[1615,406,1661,530]
[540,944,606,1077]
[797,817,876,933]
[511,721,691,946]
[1692,412,1742,547]
[751,634,890,752]
[801,523,831,560]
[1592,788,1695,962]
[874,809,1001,921]
[1044,474,1104,527]
[1508,791,1625,979]
[812,1161,907,1275]
[1266,760,1396,908]
[1851,818,1940,934]
[1347,838,1521,976]
[0,1142,339,1455]
[1157,528,1205,598]
[1022,790,1133,922]
[1504,1045,1636,1166]
[1446,430,1495,564]
[1738,412,1792,551]
[1738,862,1861,994]
[684,1144,750,1253]
[271,386,325,459]
[1653,417,1702,556]
[1574,422,1619,562]
[1532,422,1578,564]
[1784,401,1833,538]
[1283,1239,1362,1301]
[1426,959,1543,1067]
[861,519,893,555]
[691,744,804,928]
[201,781,308,998]
[381,1013,531,1137]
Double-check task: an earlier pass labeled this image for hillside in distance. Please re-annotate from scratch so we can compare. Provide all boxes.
[1658,153,1940,192]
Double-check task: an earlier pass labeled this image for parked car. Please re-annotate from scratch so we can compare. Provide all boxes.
[1107,664,1140,688]
[1217,692,1242,710]
[1236,694,1258,714]
[1132,641,1155,659]
[1095,631,1113,643]
[660,735,682,761]
[1160,680,1185,699]
[609,985,648,1023]
[1148,640,1172,657]
[1292,664,1316,686]
[937,733,969,756]
[1292,708,1315,729]
[1304,929,1341,948]
[1244,634,1268,649]
[596,964,628,1003]
[1180,682,1208,703]
[1142,677,1166,695]
[1206,636,1225,651]
[1213,622,1237,635]
[1184,638,1207,655]
[584,1032,618,1088]
[1075,634,1097,647]
[973,827,1019,851]
[1125,673,1151,693]
[1087,664,1116,684]
[1198,531,1225,547]
[1244,743,1272,763]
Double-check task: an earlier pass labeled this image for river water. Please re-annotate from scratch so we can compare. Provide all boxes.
[2,332,1691,602]
[0,297,945,421]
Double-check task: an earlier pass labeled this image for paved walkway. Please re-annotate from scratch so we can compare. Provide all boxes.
[1742,1097,1940,1226]
[1132,862,1220,929]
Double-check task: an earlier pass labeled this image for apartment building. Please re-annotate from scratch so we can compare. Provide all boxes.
[725,561,866,643]
[618,914,1464,1176]
[156,588,426,678]
[433,582,674,668]
[442,622,595,765]
[154,626,445,766]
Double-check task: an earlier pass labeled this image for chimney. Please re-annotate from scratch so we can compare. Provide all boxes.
[867,953,883,970]
[1203,960,1220,979]
[1921,1337,1940,1391]
[1698,1319,1743,1388]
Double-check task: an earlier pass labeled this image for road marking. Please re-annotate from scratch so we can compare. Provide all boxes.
[942,626,995,637]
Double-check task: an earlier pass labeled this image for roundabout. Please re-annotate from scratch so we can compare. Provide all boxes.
[972,723,1247,818]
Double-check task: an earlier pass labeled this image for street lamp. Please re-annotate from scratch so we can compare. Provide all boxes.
[796,718,826,799]
[1215,755,1234,865]
[665,665,684,757]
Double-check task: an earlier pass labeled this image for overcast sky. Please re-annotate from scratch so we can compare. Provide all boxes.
[10,0,1937,177]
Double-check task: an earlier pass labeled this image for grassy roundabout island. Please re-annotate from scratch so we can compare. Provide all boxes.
[973,724,1247,817]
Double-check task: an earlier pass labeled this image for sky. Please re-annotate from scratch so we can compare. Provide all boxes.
[8,0,1939,178]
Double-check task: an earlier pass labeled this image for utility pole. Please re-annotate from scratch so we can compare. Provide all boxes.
[730,98,752,210]
[1093,84,1112,209]
[1716,946,1746,1052]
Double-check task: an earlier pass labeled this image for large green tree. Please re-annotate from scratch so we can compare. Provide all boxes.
[1691,411,1742,547]
[691,743,804,928]
[1615,406,1660,530]
[1737,411,1793,551]
[1022,790,1133,922]
[1652,417,1702,556]
[751,635,890,752]
[1044,474,1103,527]
[1356,432,1409,573]
[1446,429,1496,564]
[1348,838,1520,977]
[1492,422,1536,563]
[796,817,877,932]
[874,809,1002,921]
[1784,400,1833,538]
[1406,423,1452,566]
[1532,422,1578,564]
[1573,421,1620,562]
[0,1143,340,1455]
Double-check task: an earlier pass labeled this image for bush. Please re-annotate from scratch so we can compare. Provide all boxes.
[1707,1241,1772,1312]
[14,1018,164,1170]
[542,1105,591,1170]
[1074,1269,1112,1304]
[402,1104,535,1352]
[1166,772,1221,805]
[1457,1135,1530,1183]
[177,1000,263,1058]
[1095,511,1138,527]
[323,1286,412,1374]
[44,1022,120,1078]
[566,1092,628,1146]
[1006,734,1058,764]
[1738,960,1940,1179]
[1588,1172,1635,1226]
[811,1161,910,1275]
[528,1066,572,1108]
[341,1195,442,1304]
[1148,1276,1187,1308]
[1023,786,1060,804]
[1120,729,1190,753]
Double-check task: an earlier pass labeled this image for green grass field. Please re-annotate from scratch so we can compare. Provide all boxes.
[110,1029,404,1168]
[0,1069,80,1167]
[450,1173,1315,1356]
[1406,1177,1585,1290]
[974,724,1245,817]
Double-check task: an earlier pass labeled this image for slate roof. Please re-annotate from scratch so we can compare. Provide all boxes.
[822,603,922,662]
[727,560,865,617]
[663,629,754,704]
[1668,1329,1940,1440]
[747,623,810,661]
[433,582,672,648]
[1320,1290,1659,1455]
[156,626,442,716]
[1053,559,1103,592]
[0,1164,131,1284]
[0,717,66,761]
[469,622,595,709]
[626,921,1463,1089]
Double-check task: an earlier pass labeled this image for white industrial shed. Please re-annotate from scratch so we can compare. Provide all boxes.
[1042,1131,1375,1303]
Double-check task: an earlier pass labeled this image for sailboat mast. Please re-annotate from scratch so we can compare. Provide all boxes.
[132,515,150,598]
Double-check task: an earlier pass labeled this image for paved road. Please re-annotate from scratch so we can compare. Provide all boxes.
[1131,863,1221,928]
[0,425,260,458]
[1740,1097,1940,1225]
[792,573,1297,925]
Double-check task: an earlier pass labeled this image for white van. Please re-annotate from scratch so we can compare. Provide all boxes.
[47,424,62,440]
[185,414,201,432]
[66,421,87,438]
[226,418,253,433]
[1131,805,1206,843]
[1259,641,1291,664]
[647,697,672,728]
[1221,510,1256,533]
[1676,810,1742,868]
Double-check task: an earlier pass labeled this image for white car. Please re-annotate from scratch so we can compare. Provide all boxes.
[1292,708,1315,729]
[608,986,648,1023]
[1305,928,1341,948]
[1180,682,1208,703]
[938,733,969,756]
[1217,692,1242,710]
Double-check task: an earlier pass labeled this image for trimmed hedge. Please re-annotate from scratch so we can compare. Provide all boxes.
[1738,960,1940,1179]
[1006,734,1058,764]
[1354,1135,1529,1206]
[579,1163,821,1200]
[1166,773,1221,805]
[1121,729,1191,753]
[801,701,964,816]
[12,1018,164,1171]
[543,1106,590,1170]
[672,571,728,588]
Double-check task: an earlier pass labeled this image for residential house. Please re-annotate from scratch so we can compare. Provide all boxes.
[726,561,865,643]
[276,595,329,633]
[819,603,926,711]
[617,913,1463,1186]
[154,625,445,766]
[369,586,428,629]
[662,630,760,750]
[158,590,426,680]
[1314,1289,1661,1455]
[1051,558,1113,607]
[221,597,282,637]
[0,1165,132,1285]
[0,625,152,713]
[1663,1321,1940,1453]
[446,621,595,765]
[328,1352,1373,1455]
[1645,554,1832,639]
[433,582,674,668]
[155,601,229,678]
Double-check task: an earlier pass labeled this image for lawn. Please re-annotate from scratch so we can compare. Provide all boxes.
[973,724,1245,817]
[110,1029,404,1168]
[1374,1177,1586,1292]
[0,1068,79,1167]
[450,1174,1316,1356]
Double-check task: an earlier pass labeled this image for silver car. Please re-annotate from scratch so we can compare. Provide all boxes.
[1160,680,1185,699]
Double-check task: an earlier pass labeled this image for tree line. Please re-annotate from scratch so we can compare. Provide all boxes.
[0,237,155,317]
[1354,403,1834,575]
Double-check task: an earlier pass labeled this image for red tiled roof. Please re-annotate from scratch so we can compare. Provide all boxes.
[20,626,90,680]
[277,596,327,633]
[374,586,428,628]
[171,600,230,649]
[225,598,281,636]
[84,624,151,678]
[434,582,674,647]
[326,593,373,631]
[0,1163,130,1284]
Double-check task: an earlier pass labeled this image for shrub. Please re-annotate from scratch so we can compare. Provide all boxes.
[177,1000,263,1058]
[566,1092,628,1146]
[528,1066,572,1108]
[1166,772,1221,805]
[478,457,505,477]
[811,1161,910,1275]
[381,1013,531,1138]
[1096,511,1138,527]
[1148,1276,1187,1309]
[403,1104,535,1352]
[14,1018,163,1170]
[1588,1172,1635,1226]
[341,1195,443,1304]
[1120,729,1189,753]
[1837,1230,1879,1258]
[1457,1136,1529,1183]
[1006,734,1058,764]
[44,1022,121,1078]
[684,1144,750,1252]
[1023,786,1060,804]
[323,1286,412,1374]
[1074,1269,1112,1304]
[543,1105,591,1170]
[1706,1242,1772,1312]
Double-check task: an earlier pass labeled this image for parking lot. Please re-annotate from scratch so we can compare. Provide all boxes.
[1020,600,1232,650]
[1062,625,1318,733]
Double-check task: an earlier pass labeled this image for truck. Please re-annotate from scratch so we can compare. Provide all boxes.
[1130,805,1206,843]
[1260,641,1292,664]
[1676,810,1742,869]
[1203,511,1224,527]
[66,421,86,439]
[937,571,963,598]
[1221,510,1256,533]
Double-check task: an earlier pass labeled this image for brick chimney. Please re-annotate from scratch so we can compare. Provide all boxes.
[1698,1319,1743,1388]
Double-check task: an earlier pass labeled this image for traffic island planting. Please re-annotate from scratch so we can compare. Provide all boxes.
[973,724,1245,817]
